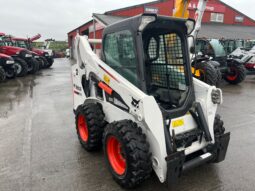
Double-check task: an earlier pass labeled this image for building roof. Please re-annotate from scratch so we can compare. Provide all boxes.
[93,14,255,40]
[199,24,255,40]
[68,20,93,35]
[105,0,161,15]
[105,0,255,23]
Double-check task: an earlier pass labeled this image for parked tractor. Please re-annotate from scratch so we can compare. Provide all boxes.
[34,36,55,68]
[4,36,45,69]
[72,14,230,188]
[195,39,246,84]
[0,33,39,76]
[0,53,16,80]
[221,39,255,71]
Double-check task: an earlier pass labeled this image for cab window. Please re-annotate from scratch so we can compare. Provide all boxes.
[104,30,138,86]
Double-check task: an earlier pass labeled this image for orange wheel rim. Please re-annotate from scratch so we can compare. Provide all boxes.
[107,136,126,175]
[226,67,238,81]
[78,114,89,142]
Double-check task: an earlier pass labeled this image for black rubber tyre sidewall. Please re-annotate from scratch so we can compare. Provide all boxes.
[41,57,49,69]
[28,58,40,74]
[14,58,28,77]
[195,61,218,86]
[224,63,246,84]
[0,67,6,82]
[75,103,105,151]
[103,120,152,188]
[45,57,54,68]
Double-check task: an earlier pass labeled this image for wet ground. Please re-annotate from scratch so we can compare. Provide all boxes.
[0,58,255,191]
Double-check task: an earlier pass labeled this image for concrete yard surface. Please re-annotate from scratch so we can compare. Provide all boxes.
[0,58,255,191]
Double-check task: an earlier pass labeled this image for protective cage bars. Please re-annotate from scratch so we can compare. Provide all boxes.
[147,33,187,90]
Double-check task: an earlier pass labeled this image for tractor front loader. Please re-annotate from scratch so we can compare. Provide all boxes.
[72,14,230,188]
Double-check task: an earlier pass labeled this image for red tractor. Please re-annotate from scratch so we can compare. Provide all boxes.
[0,33,39,77]
[0,53,17,82]
[4,36,45,69]
[13,34,54,68]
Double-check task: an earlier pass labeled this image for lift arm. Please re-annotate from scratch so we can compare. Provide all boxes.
[173,0,208,40]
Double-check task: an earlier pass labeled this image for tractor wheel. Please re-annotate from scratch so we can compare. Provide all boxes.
[13,58,28,77]
[45,58,54,68]
[216,69,222,87]
[5,67,16,79]
[103,120,152,188]
[224,64,246,84]
[28,58,40,74]
[75,103,105,151]
[0,67,6,82]
[37,58,44,70]
[195,61,218,86]
[41,57,49,69]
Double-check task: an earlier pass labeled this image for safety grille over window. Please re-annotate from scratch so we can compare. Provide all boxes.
[147,33,187,91]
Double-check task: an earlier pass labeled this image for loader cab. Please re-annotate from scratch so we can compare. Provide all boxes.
[102,14,195,114]
[196,39,227,67]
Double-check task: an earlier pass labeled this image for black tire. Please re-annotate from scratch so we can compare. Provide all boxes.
[28,58,40,74]
[103,120,152,188]
[5,67,16,79]
[37,58,44,70]
[41,56,49,69]
[195,61,218,86]
[0,67,6,82]
[75,103,105,151]
[45,57,54,68]
[224,64,246,84]
[216,69,222,87]
[13,58,28,77]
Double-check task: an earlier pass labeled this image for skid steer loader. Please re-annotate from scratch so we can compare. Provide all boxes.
[72,14,230,188]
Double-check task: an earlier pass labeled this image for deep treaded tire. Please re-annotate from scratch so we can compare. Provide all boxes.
[224,64,246,84]
[75,103,105,151]
[216,69,222,87]
[0,67,6,82]
[28,58,40,74]
[14,58,28,77]
[41,57,49,69]
[103,120,152,188]
[196,61,218,86]
[45,58,54,68]
[37,58,44,69]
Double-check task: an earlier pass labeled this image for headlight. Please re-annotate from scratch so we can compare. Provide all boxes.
[139,15,156,31]
[185,19,196,35]
[34,55,39,58]
[25,54,32,58]
[6,60,14,64]
[44,53,49,57]
[211,89,222,104]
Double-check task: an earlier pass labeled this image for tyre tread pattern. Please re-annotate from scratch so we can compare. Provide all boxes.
[103,120,152,188]
[196,61,218,86]
[224,64,246,84]
[14,57,28,77]
[76,103,105,151]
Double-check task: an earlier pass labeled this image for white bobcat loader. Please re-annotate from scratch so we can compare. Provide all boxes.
[71,1,230,189]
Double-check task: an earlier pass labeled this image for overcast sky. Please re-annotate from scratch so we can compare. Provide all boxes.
[1,0,254,41]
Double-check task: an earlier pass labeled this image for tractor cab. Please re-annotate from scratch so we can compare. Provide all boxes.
[102,15,195,112]
[196,39,228,68]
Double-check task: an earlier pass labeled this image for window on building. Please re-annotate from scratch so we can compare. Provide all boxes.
[104,30,138,86]
[235,16,244,23]
[210,13,224,23]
